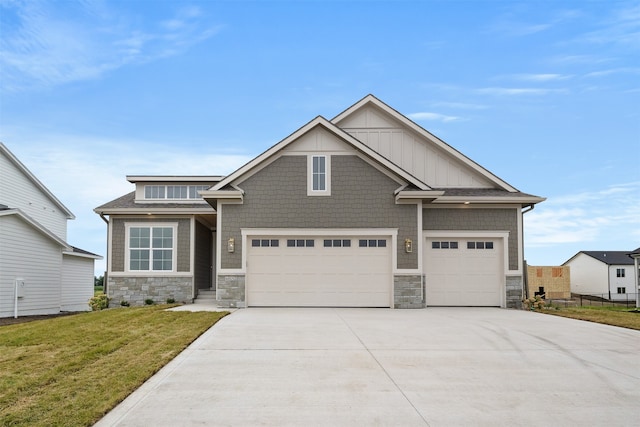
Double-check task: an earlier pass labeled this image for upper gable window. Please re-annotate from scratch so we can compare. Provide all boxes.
[308,155,331,196]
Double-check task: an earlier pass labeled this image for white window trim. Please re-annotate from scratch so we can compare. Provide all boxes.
[307,155,331,196]
[125,222,178,273]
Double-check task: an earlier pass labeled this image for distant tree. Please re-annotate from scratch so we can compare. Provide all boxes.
[94,275,104,287]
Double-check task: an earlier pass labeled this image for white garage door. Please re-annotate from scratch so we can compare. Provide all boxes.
[246,235,392,307]
[424,238,503,306]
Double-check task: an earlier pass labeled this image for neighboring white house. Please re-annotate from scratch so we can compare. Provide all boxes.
[563,251,637,301]
[0,142,102,318]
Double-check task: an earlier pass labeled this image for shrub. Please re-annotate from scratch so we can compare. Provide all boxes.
[144,299,154,305]
[89,294,110,311]
[523,294,546,311]
[120,300,130,307]
[166,298,175,304]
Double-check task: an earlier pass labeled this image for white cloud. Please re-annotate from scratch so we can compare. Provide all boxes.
[511,73,573,82]
[476,87,568,96]
[525,182,640,249]
[0,1,222,91]
[408,112,460,123]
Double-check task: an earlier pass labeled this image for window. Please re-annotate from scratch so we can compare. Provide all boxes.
[144,185,210,200]
[145,185,165,199]
[617,287,626,294]
[433,241,458,249]
[128,226,174,271]
[324,239,351,247]
[467,241,493,250]
[251,239,279,247]
[308,155,330,195]
[552,267,563,278]
[287,239,314,247]
[617,268,625,278]
[359,239,387,248]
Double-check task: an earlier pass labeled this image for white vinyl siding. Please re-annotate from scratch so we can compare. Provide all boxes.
[61,254,94,312]
[0,215,63,317]
[0,152,69,240]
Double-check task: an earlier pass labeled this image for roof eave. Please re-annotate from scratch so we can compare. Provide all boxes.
[431,196,546,205]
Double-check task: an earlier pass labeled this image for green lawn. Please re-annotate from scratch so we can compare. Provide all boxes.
[541,305,640,330]
[0,306,228,427]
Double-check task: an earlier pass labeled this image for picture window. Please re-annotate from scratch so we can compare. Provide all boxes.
[128,225,174,271]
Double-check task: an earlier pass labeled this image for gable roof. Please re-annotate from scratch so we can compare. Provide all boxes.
[332,94,519,192]
[0,142,75,219]
[0,208,70,249]
[203,96,543,206]
[628,247,640,258]
[565,251,634,266]
[205,115,437,194]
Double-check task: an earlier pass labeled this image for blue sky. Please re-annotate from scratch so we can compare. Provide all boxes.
[1,0,638,275]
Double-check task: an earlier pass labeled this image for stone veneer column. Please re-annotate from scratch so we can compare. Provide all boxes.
[217,274,246,308]
[506,276,523,309]
[394,275,425,309]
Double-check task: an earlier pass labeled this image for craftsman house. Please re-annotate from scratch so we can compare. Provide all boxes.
[0,143,102,318]
[95,95,544,309]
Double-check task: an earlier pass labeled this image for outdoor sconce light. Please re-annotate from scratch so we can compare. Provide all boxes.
[227,238,235,253]
[404,238,413,253]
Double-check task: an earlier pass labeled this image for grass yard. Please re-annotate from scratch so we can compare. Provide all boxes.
[542,305,640,330]
[0,306,228,427]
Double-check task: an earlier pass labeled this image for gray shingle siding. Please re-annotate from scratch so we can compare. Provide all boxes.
[423,208,519,270]
[221,155,418,269]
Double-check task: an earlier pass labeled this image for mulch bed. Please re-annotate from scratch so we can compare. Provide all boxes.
[0,312,80,327]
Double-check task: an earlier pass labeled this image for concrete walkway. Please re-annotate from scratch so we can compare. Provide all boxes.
[96,308,640,426]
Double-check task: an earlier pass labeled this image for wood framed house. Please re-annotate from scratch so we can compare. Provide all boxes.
[95,95,544,309]
[0,143,102,318]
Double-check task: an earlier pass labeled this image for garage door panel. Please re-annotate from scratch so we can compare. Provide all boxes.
[425,238,502,307]
[247,235,391,307]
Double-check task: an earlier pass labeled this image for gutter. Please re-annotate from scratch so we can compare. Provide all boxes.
[99,212,109,224]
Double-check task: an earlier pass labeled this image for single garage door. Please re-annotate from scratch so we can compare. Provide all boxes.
[246,235,392,307]
[424,237,503,306]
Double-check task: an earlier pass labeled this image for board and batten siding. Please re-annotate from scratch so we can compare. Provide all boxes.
[336,104,493,188]
[0,215,63,317]
[61,254,94,312]
[0,152,69,241]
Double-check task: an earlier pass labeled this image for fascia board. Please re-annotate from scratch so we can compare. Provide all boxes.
[0,208,71,249]
[432,196,546,204]
[127,175,224,183]
[0,143,75,219]
[94,207,216,215]
[331,95,519,193]
[63,250,103,260]
[395,190,445,203]
[199,190,243,202]
[210,117,326,191]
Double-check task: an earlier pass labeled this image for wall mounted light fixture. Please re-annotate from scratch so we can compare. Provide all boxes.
[227,237,235,253]
[404,238,413,253]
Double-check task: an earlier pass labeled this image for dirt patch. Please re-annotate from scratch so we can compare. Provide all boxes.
[0,311,81,326]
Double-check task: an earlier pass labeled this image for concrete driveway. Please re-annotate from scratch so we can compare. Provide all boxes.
[96,308,640,426]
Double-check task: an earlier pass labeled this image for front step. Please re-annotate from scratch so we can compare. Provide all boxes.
[194,289,216,304]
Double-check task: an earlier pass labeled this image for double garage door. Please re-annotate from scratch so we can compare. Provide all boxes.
[246,235,392,307]
[424,237,503,306]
